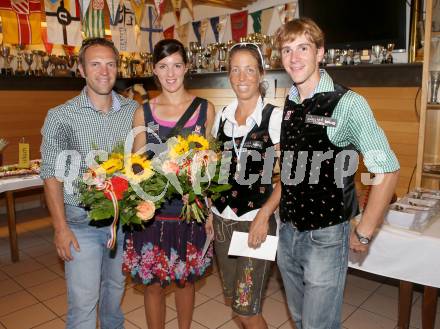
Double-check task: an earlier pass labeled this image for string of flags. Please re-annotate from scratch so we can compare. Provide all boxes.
[0,0,296,52]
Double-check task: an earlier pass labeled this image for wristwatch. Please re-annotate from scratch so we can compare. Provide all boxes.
[354,228,371,245]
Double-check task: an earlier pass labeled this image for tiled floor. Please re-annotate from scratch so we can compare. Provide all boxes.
[0,206,439,329]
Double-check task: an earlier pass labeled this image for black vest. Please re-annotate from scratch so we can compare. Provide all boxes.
[214,104,276,216]
[279,85,359,231]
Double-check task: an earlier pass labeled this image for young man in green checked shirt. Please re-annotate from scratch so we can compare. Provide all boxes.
[247,18,400,329]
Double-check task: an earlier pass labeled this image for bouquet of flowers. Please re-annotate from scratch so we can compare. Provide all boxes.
[80,144,169,248]
[152,133,231,222]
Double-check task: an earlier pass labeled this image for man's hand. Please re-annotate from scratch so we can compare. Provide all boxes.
[349,230,369,253]
[248,209,270,249]
[205,212,214,241]
[54,226,80,261]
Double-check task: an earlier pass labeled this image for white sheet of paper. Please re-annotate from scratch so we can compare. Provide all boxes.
[202,235,213,258]
[228,231,278,261]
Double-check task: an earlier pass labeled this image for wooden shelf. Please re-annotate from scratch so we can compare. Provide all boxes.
[422,172,440,179]
[432,31,440,38]
[427,103,440,110]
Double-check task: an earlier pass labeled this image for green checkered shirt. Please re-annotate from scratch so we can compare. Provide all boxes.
[288,69,400,173]
[40,87,138,206]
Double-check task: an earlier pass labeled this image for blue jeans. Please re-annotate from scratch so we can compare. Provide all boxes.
[64,205,125,329]
[277,221,349,329]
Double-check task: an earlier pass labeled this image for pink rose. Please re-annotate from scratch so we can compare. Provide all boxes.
[136,200,156,221]
[161,160,180,175]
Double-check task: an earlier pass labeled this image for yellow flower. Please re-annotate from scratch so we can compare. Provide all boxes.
[109,152,124,161]
[99,158,123,175]
[187,134,209,151]
[124,154,154,183]
[169,136,189,158]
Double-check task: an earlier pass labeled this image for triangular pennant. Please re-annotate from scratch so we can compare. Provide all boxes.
[0,0,42,44]
[130,0,144,25]
[45,0,83,46]
[153,0,165,19]
[106,0,119,24]
[163,25,174,39]
[217,15,228,43]
[250,10,262,34]
[111,0,137,52]
[41,26,53,54]
[77,0,91,18]
[209,16,219,43]
[138,4,163,52]
[183,0,192,20]
[82,0,105,38]
[192,20,201,44]
[230,10,247,42]
[199,18,209,46]
[170,0,181,23]
[176,22,189,46]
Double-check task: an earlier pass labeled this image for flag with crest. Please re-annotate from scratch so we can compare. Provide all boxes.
[110,0,137,52]
[230,10,247,42]
[138,4,163,52]
[0,0,42,44]
[45,0,82,45]
[83,0,105,38]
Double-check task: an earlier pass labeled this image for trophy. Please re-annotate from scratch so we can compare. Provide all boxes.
[24,52,34,76]
[15,47,26,76]
[189,42,200,73]
[118,54,125,78]
[42,54,51,76]
[327,49,336,65]
[386,43,395,64]
[371,45,382,64]
[66,55,78,76]
[268,35,281,68]
[0,45,13,76]
[346,49,355,65]
[429,71,440,104]
[32,50,44,76]
[216,43,227,71]
[50,55,70,77]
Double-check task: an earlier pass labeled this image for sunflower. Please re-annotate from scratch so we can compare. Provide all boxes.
[109,152,124,161]
[124,154,154,183]
[98,158,123,175]
[169,136,189,158]
[187,134,209,151]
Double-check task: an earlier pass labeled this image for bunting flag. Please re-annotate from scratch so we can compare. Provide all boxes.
[0,0,42,44]
[217,14,229,43]
[106,0,119,24]
[183,0,192,19]
[230,10,247,42]
[209,16,219,42]
[170,0,181,23]
[41,27,53,54]
[138,4,162,52]
[261,7,281,36]
[110,0,137,52]
[192,20,201,44]
[153,0,165,19]
[77,0,90,18]
[45,0,82,46]
[250,10,262,33]
[129,0,142,24]
[163,25,174,39]
[199,18,210,46]
[82,0,105,38]
[176,22,189,46]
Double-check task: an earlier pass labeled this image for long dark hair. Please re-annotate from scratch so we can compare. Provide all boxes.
[153,39,188,65]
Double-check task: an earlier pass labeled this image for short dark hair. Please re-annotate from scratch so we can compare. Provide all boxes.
[78,38,119,66]
[153,39,188,65]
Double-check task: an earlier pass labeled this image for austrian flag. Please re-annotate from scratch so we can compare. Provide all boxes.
[0,0,42,44]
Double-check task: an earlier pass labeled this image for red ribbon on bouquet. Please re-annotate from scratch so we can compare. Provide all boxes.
[96,180,120,249]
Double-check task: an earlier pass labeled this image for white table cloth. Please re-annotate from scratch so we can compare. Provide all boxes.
[0,175,43,193]
[349,216,440,288]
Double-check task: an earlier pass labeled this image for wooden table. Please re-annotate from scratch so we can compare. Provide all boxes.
[349,217,440,329]
[0,175,43,262]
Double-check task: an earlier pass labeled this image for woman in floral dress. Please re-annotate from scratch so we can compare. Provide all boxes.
[123,39,215,329]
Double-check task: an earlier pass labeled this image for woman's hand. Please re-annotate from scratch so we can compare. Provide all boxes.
[248,208,270,249]
[205,212,214,240]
